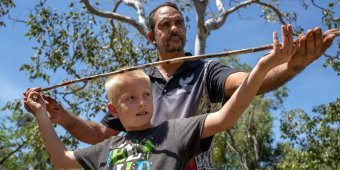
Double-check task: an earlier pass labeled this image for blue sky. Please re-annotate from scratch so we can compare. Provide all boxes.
[0,1,339,145]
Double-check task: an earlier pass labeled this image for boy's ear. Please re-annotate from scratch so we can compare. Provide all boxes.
[107,103,118,117]
[147,32,156,45]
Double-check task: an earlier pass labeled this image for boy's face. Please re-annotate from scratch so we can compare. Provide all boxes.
[108,78,153,131]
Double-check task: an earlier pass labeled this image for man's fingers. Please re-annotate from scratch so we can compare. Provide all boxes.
[294,34,306,59]
[305,29,315,59]
[323,29,339,37]
[323,33,336,52]
[43,94,58,104]
[314,27,324,57]
[287,24,294,55]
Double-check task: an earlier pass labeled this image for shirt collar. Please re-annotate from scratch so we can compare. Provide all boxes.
[146,52,203,78]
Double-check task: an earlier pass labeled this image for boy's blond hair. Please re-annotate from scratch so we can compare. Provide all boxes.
[105,68,150,103]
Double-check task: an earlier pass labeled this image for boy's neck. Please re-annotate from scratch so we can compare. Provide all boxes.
[125,123,153,132]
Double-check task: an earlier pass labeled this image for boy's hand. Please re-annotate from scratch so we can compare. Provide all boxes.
[24,88,64,123]
[261,24,297,69]
[24,88,46,114]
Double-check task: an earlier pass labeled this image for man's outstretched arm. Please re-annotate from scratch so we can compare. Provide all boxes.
[224,27,336,97]
[53,108,119,144]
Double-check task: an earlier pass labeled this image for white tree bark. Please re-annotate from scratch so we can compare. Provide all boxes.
[81,0,149,41]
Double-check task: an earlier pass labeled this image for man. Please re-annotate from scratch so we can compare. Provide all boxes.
[24,2,336,169]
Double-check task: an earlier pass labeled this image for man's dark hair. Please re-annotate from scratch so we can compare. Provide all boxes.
[147,2,183,33]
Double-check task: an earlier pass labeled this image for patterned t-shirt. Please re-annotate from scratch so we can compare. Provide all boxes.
[74,114,212,170]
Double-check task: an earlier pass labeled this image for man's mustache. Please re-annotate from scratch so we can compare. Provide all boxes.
[168,33,183,42]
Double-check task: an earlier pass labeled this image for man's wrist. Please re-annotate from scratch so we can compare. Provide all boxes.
[286,62,305,75]
[57,108,73,128]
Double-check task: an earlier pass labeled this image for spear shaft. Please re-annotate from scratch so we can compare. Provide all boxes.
[41,30,339,91]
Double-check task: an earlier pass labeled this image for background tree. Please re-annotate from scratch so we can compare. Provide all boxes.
[278,99,340,169]
[213,56,289,169]
[0,0,338,169]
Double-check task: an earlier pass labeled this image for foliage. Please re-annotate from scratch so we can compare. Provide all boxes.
[0,0,15,27]
[278,98,340,169]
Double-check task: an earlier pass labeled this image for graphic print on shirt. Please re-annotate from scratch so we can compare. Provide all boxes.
[106,139,155,170]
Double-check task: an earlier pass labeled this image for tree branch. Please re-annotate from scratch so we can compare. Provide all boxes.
[216,0,225,14]
[246,107,258,166]
[205,0,254,32]
[193,0,209,32]
[122,0,148,31]
[226,130,250,170]
[0,141,27,165]
[193,0,209,54]
[254,0,287,25]
[80,0,148,39]
[113,0,123,12]
[311,0,327,11]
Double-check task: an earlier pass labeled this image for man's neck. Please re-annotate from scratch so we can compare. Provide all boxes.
[157,51,186,81]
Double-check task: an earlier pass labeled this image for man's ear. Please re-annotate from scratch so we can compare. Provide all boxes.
[147,31,156,45]
[107,103,118,117]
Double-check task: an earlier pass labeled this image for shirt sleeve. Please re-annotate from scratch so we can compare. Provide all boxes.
[100,112,126,131]
[206,60,239,103]
[74,139,111,170]
[172,114,213,158]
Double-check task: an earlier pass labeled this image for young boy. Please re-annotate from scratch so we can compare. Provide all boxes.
[25,25,296,169]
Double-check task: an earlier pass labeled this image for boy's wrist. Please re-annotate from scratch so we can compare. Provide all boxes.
[257,56,274,73]
[35,107,48,118]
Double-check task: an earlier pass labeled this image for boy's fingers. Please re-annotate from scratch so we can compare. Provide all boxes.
[24,101,34,113]
[287,24,294,55]
[28,91,42,102]
[273,32,279,51]
[288,24,294,44]
[23,88,30,96]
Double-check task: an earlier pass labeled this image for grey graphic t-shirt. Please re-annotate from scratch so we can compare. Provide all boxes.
[74,114,212,170]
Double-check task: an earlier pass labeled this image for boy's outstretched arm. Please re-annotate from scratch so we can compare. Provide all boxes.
[23,87,119,145]
[25,89,81,169]
[202,25,296,139]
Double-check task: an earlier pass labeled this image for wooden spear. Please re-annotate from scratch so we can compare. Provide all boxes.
[40,30,339,92]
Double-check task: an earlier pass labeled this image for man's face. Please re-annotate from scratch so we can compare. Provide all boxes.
[152,6,186,53]
[112,78,153,131]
